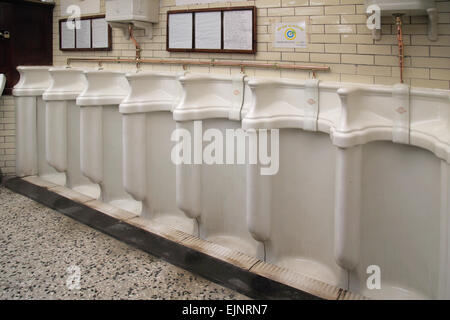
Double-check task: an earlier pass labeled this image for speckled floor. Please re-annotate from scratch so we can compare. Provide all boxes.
[0,186,249,300]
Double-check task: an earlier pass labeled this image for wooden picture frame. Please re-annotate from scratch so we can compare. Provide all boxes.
[166,6,257,54]
[59,14,112,51]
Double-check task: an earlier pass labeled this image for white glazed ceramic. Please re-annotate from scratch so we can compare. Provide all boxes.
[245,78,450,299]
[14,65,450,299]
[333,83,450,299]
[119,71,196,234]
[243,78,347,287]
[365,0,438,40]
[76,70,140,213]
[0,74,5,95]
[173,73,263,257]
[43,67,100,199]
[365,0,436,16]
[13,66,65,185]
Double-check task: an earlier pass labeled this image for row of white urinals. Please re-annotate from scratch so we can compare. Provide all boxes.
[12,65,450,300]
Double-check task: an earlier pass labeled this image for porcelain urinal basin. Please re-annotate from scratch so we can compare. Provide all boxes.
[119,71,196,234]
[173,73,263,257]
[242,78,347,287]
[76,71,140,213]
[13,66,65,185]
[0,74,5,95]
[333,83,450,299]
[43,67,100,198]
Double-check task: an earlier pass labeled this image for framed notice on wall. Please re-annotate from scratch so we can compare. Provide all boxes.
[59,15,112,51]
[167,6,256,54]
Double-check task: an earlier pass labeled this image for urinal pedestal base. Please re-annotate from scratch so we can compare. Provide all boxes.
[109,199,142,216]
[71,184,101,200]
[39,172,65,187]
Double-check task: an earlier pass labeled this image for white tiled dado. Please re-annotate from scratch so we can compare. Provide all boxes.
[0,95,15,176]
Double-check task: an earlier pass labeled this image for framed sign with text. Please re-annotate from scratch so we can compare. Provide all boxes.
[59,15,112,51]
[167,6,256,54]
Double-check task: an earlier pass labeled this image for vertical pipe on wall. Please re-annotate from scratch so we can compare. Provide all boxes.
[334,145,362,272]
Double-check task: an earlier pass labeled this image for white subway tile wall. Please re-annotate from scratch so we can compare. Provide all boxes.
[0,0,449,176]
[0,96,15,177]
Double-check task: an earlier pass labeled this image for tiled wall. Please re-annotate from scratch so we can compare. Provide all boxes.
[53,0,450,88]
[0,96,15,177]
[1,0,450,176]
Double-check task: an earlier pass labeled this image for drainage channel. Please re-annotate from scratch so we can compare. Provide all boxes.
[4,176,365,300]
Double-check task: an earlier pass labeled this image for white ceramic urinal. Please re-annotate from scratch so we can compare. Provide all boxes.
[173,73,263,257]
[76,70,140,214]
[119,71,196,234]
[0,74,5,95]
[242,77,347,287]
[333,83,450,299]
[13,66,65,185]
[43,67,100,198]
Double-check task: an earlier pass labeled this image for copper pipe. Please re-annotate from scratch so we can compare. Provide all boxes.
[66,57,330,72]
[395,15,404,83]
[128,24,141,64]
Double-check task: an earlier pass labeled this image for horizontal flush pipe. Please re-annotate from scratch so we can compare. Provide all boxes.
[66,57,330,73]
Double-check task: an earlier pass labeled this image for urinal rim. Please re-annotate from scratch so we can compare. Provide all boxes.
[45,68,87,100]
[13,65,52,96]
[76,95,128,106]
[83,70,126,76]
[125,70,179,80]
[179,73,235,83]
[17,65,52,71]
[43,91,84,101]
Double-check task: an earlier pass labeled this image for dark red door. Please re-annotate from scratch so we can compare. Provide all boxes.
[0,2,13,94]
[0,0,54,95]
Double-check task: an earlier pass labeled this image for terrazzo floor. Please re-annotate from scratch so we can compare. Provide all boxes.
[0,185,249,300]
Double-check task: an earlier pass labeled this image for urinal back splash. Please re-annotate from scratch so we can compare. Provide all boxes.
[120,71,195,234]
[13,66,65,185]
[43,67,100,199]
[173,73,263,258]
[244,78,346,288]
[76,70,139,213]
[12,66,450,300]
